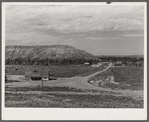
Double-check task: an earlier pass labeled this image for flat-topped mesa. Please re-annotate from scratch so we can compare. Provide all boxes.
[5,45,101,61]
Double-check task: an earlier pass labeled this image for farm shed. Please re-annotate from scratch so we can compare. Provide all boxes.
[25,70,49,81]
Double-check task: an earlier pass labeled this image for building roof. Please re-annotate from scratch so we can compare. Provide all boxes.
[25,70,49,77]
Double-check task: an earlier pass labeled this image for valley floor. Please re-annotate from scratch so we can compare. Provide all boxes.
[5,63,144,108]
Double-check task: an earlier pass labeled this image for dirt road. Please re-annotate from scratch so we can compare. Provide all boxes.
[6,63,143,100]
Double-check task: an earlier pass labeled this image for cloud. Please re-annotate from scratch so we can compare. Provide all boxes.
[5,4,144,34]
[5,31,61,45]
[5,4,144,55]
[85,37,104,40]
[122,33,144,37]
[63,39,75,45]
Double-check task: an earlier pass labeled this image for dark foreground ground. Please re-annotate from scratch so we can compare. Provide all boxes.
[5,86,143,108]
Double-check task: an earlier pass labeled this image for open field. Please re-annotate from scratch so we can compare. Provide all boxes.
[5,64,144,108]
[88,66,143,90]
[5,87,143,108]
[5,65,104,77]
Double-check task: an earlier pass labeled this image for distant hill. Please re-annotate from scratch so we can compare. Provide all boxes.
[5,45,100,61]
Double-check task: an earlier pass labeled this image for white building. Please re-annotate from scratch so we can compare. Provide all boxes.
[84,62,90,66]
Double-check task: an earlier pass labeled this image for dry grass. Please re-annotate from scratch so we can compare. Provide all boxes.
[88,67,143,90]
[5,86,84,92]
[5,92,143,108]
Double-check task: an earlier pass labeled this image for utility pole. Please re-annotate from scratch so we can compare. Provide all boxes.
[41,45,44,88]
[41,78,43,88]
[41,57,45,88]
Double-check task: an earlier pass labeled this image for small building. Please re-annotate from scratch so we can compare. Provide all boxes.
[84,62,90,66]
[25,69,49,81]
[42,77,49,81]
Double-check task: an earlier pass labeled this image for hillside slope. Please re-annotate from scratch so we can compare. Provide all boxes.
[5,45,100,61]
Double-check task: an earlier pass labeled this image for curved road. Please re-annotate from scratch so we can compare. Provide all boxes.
[6,63,143,99]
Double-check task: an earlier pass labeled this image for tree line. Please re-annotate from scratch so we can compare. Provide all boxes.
[5,56,144,66]
[98,56,143,63]
[5,57,100,65]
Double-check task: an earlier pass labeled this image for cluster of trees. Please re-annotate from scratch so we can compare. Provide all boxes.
[98,56,143,63]
[5,57,100,65]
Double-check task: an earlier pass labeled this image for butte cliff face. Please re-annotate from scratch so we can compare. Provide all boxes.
[5,45,100,61]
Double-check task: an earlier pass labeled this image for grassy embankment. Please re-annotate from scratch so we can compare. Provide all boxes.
[88,66,143,90]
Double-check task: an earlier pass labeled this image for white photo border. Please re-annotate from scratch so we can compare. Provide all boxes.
[2,2,147,120]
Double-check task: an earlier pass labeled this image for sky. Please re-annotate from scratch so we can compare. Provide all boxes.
[5,3,145,55]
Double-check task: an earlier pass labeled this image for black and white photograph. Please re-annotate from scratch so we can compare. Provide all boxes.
[2,2,147,120]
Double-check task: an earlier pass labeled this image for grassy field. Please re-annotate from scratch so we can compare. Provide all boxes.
[5,86,84,92]
[88,66,143,90]
[5,87,143,108]
[5,65,104,77]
